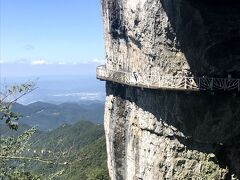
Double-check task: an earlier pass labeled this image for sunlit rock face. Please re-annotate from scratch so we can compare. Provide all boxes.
[101,0,240,179]
[102,0,240,77]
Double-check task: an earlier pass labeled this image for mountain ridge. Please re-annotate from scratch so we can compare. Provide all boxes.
[12,101,104,131]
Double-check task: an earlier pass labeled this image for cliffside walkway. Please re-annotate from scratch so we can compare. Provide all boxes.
[96,65,240,91]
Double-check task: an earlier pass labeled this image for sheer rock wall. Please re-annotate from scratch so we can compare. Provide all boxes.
[101,0,240,179]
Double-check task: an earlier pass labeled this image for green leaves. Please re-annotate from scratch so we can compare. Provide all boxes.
[0,82,35,130]
[0,128,37,179]
[0,82,38,178]
[0,166,41,180]
[0,127,36,157]
[6,82,35,96]
[0,105,21,130]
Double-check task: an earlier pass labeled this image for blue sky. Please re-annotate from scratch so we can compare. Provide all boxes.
[0,0,104,64]
[0,0,106,103]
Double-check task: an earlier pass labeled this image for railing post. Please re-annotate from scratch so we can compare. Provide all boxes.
[189,77,192,89]
[184,77,187,89]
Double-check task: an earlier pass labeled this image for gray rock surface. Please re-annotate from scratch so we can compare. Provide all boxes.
[102,0,240,77]
[101,0,240,179]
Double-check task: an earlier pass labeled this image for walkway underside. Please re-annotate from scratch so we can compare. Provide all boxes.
[96,65,240,92]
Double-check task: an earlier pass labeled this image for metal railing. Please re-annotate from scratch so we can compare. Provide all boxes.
[96,65,240,91]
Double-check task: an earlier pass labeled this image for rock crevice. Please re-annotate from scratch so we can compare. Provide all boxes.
[101,0,240,179]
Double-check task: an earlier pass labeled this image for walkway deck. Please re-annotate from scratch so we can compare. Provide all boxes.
[96,65,240,91]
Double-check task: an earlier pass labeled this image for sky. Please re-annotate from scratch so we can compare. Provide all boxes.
[0,0,104,64]
[0,0,106,103]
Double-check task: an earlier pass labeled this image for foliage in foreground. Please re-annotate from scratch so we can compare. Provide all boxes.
[0,82,35,130]
[0,82,41,179]
[0,83,109,179]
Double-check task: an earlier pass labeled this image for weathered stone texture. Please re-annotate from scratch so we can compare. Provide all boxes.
[105,83,240,179]
[101,0,240,179]
[102,0,240,77]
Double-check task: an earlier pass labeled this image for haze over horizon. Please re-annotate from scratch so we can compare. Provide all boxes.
[0,0,106,104]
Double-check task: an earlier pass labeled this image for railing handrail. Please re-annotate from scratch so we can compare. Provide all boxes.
[96,65,240,91]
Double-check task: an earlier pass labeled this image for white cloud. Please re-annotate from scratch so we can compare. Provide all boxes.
[52,92,102,100]
[92,58,101,63]
[1,59,103,65]
[31,60,47,65]
[58,62,67,65]
[89,58,104,64]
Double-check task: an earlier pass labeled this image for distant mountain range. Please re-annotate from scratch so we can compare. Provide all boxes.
[12,101,105,131]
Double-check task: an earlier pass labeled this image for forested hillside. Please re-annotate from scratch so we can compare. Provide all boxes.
[12,102,104,130]
[1,121,109,179]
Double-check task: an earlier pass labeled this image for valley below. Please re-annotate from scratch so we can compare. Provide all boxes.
[12,101,105,131]
[0,101,109,179]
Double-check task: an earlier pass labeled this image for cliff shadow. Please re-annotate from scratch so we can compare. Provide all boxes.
[158,1,240,177]
[160,0,240,78]
[107,81,240,179]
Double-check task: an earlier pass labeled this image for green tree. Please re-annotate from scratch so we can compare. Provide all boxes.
[0,82,41,179]
[0,82,35,130]
[0,82,72,179]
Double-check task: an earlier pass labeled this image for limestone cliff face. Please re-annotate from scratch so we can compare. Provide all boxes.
[101,0,240,179]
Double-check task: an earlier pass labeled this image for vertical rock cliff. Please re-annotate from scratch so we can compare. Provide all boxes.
[101,0,240,179]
